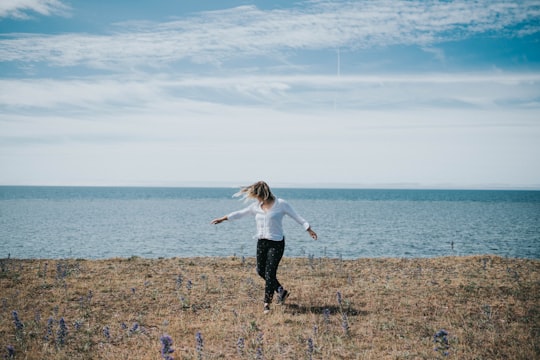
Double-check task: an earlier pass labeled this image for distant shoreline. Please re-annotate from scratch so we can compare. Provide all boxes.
[2,183,540,191]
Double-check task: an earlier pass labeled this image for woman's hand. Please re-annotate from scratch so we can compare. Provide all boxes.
[211,216,227,225]
[307,228,318,240]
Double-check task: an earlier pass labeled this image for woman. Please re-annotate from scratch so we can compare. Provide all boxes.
[211,181,318,314]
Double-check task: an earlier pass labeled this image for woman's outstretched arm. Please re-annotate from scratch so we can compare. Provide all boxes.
[211,216,228,224]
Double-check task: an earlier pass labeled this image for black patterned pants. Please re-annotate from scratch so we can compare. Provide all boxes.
[256,238,285,303]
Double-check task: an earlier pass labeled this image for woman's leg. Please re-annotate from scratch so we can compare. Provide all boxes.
[263,240,285,304]
[256,239,268,281]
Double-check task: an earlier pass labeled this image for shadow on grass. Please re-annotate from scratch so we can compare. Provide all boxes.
[284,303,368,317]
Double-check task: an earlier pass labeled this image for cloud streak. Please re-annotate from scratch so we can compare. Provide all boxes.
[1,73,538,111]
[1,0,538,70]
[0,0,69,19]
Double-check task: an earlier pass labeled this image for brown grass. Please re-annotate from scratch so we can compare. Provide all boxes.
[0,255,538,359]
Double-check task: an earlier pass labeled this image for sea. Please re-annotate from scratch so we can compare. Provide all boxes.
[0,186,538,260]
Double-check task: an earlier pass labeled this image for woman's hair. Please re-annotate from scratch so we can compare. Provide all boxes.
[234,181,275,202]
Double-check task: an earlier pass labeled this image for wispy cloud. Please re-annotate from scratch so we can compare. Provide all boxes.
[0,0,538,70]
[1,73,538,111]
[0,0,69,19]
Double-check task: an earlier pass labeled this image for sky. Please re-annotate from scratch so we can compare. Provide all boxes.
[0,0,539,189]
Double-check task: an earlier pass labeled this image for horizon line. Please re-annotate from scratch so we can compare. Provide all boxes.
[1,182,539,191]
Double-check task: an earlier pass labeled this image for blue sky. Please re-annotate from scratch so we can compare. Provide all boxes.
[1,0,539,188]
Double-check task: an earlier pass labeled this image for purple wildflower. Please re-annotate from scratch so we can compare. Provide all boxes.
[103,326,110,339]
[44,317,54,341]
[6,345,15,359]
[236,337,245,355]
[336,291,342,306]
[175,274,183,288]
[130,322,139,334]
[56,261,67,280]
[433,329,450,356]
[256,347,264,360]
[160,334,174,360]
[57,318,68,346]
[195,331,203,360]
[323,308,331,324]
[12,311,24,332]
[307,338,314,360]
[187,280,193,291]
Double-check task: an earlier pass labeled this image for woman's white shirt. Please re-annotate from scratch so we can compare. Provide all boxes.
[227,198,310,241]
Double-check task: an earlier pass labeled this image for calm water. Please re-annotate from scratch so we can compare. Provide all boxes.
[0,186,539,259]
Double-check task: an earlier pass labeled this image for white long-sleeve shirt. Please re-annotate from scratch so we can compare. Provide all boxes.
[227,198,310,241]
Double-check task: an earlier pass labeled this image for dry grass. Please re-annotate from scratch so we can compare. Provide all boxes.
[1,255,538,359]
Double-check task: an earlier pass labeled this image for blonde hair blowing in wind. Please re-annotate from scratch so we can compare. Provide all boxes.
[233,181,275,202]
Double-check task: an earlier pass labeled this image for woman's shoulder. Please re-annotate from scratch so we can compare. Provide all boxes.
[276,198,290,206]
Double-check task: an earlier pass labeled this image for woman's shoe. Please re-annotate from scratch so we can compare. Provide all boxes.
[277,289,289,305]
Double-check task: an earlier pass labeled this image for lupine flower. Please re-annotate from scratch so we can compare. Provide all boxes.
[195,331,203,360]
[336,291,342,306]
[57,318,68,346]
[236,337,245,355]
[160,334,174,360]
[313,325,318,335]
[103,326,110,339]
[256,332,264,359]
[6,345,15,359]
[44,317,54,341]
[323,308,331,324]
[56,262,67,280]
[187,280,193,291]
[130,322,139,334]
[74,320,82,331]
[121,322,128,330]
[307,338,314,360]
[256,346,264,360]
[433,329,450,356]
[12,311,24,332]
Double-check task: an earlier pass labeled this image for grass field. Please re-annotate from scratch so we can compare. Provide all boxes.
[1,255,538,359]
